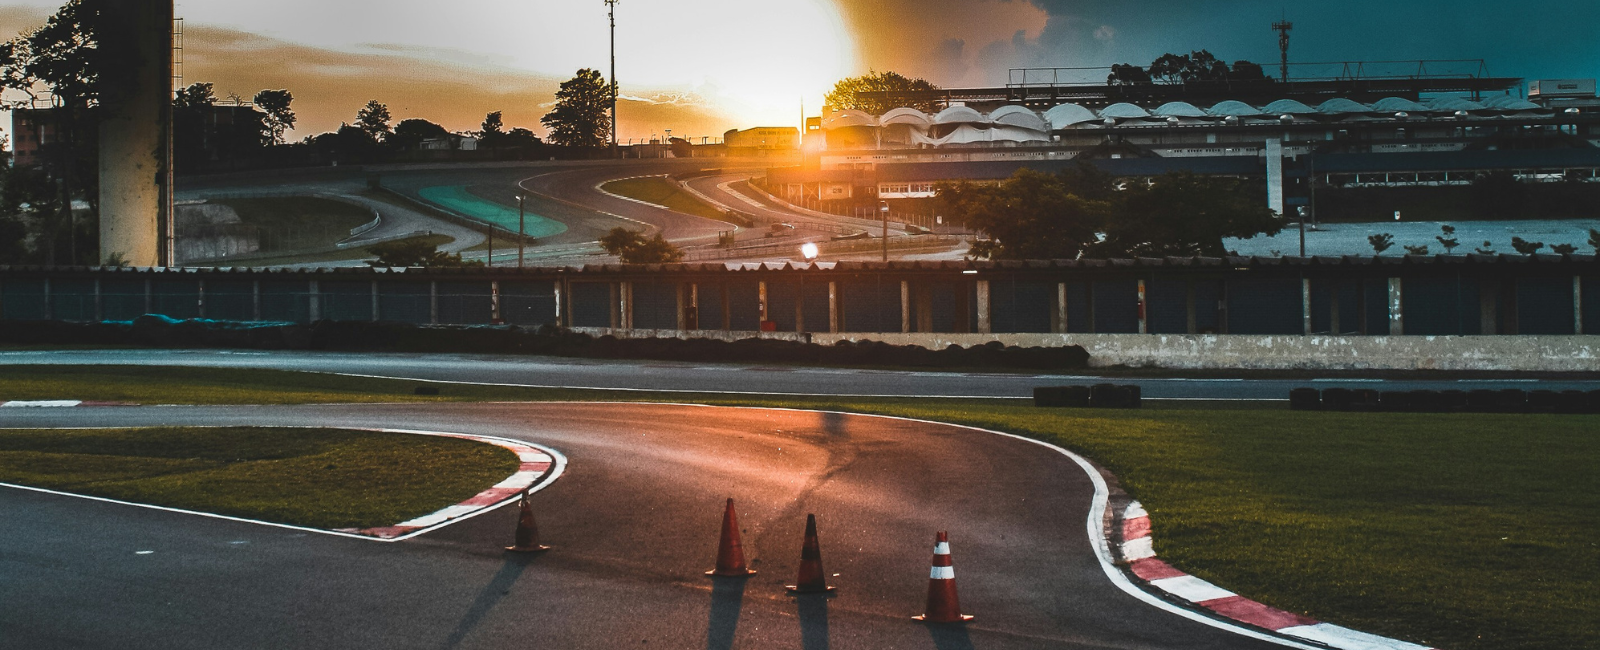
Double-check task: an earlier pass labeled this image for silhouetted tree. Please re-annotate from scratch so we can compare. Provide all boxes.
[355,100,392,143]
[824,70,940,114]
[599,227,683,263]
[1368,233,1395,254]
[253,89,295,145]
[541,68,613,148]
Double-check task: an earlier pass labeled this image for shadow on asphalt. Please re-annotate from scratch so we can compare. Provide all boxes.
[439,555,533,649]
[926,623,976,650]
[795,592,831,650]
[706,577,748,650]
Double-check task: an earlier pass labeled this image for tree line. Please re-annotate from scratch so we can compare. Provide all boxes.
[939,163,1281,260]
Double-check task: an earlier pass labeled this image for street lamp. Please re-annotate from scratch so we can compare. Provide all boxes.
[517,194,526,268]
[879,201,890,262]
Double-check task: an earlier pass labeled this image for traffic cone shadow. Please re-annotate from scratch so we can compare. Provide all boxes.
[706,498,756,577]
[914,531,972,623]
[505,490,551,553]
[786,514,836,595]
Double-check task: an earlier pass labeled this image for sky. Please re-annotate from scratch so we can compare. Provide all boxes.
[1,1,1598,141]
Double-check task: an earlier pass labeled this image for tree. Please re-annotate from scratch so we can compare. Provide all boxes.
[1107,63,1151,86]
[1551,243,1577,255]
[541,68,613,148]
[938,169,1109,261]
[824,70,940,115]
[1510,236,1545,255]
[1589,228,1600,253]
[1475,240,1496,254]
[599,227,683,263]
[0,0,100,266]
[505,127,543,149]
[253,89,296,145]
[1436,224,1459,253]
[478,111,506,145]
[1144,51,1260,85]
[1094,172,1279,257]
[173,82,215,108]
[1403,244,1430,255]
[1230,61,1271,83]
[355,100,392,143]
[389,118,449,151]
[365,239,480,268]
[1368,233,1394,254]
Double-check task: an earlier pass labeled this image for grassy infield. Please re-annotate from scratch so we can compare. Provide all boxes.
[0,364,1593,650]
[601,176,744,225]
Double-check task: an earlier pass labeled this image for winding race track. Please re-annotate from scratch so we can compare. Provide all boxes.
[0,402,1302,650]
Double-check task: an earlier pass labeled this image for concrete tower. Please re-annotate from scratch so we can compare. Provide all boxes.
[95,0,172,267]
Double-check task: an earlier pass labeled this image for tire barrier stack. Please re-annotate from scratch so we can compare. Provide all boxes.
[1290,387,1600,414]
[1034,384,1142,409]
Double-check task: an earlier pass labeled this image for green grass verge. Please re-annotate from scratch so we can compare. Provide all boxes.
[225,233,455,267]
[602,176,741,225]
[0,426,519,529]
[216,196,373,231]
[1,364,1592,650]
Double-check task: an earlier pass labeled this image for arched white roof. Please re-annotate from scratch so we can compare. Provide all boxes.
[1099,102,1151,119]
[1045,103,1099,128]
[879,107,932,126]
[1262,99,1317,115]
[988,125,1051,144]
[1481,96,1541,111]
[1208,100,1263,117]
[1426,97,1486,112]
[1153,102,1207,118]
[1318,98,1372,114]
[988,105,1048,131]
[1371,97,1428,112]
[934,105,988,125]
[822,109,876,129]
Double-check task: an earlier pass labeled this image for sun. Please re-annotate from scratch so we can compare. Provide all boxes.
[611,0,856,128]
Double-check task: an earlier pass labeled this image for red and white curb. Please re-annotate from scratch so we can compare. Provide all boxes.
[1,400,138,407]
[335,430,561,540]
[0,426,564,543]
[1118,501,1439,650]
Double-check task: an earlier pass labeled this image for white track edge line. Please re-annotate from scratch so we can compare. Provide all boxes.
[319,370,1283,402]
[0,426,565,544]
[527,401,1322,649]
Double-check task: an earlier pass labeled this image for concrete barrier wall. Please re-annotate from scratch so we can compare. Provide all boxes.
[571,327,1600,372]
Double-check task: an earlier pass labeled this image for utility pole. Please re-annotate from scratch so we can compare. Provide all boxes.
[517,194,526,268]
[1273,18,1293,83]
[606,0,619,159]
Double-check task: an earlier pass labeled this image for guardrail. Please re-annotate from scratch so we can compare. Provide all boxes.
[348,209,383,238]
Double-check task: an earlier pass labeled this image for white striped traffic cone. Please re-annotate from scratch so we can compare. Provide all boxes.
[913,531,973,623]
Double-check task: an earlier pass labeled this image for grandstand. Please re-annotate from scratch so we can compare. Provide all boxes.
[770,61,1600,219]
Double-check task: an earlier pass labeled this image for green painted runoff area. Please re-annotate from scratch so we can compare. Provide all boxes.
[418,185,568,238]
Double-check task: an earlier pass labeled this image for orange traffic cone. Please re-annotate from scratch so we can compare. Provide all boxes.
[505,491,551,553]
[785,514,835,594]
[913,531,972,623]
[706,498,756,577]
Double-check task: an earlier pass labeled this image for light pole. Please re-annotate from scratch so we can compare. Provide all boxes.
[517,194,526,268]
[486,222,494,267]
[606,0,619,159]
[880,201,890,262]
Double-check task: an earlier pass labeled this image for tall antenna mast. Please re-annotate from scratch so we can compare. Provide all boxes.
[1272,17,1293,83]
[606,0,618,157]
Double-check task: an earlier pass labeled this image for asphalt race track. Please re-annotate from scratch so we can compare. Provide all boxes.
[3,349,1596,400]
[0,403,1302,650]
